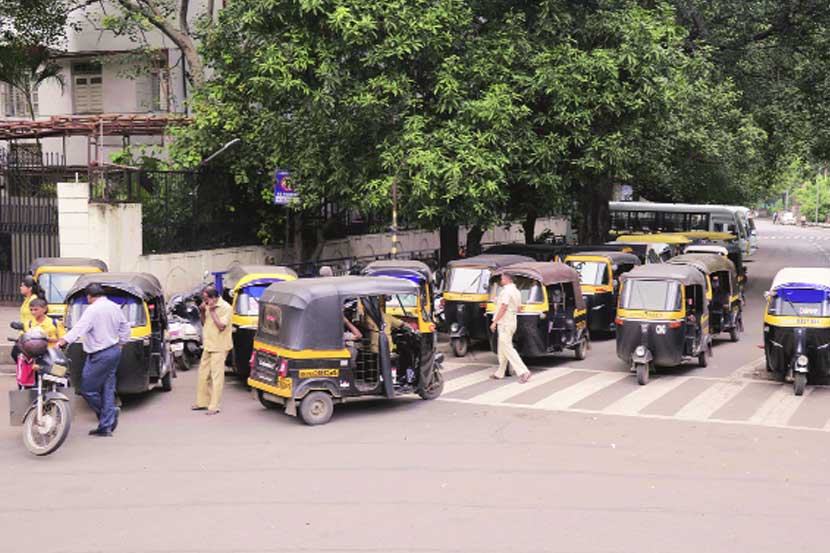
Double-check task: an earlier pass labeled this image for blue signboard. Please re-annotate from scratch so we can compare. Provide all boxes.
[273,169,298,205]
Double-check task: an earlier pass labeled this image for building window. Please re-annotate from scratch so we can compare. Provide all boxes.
[2,83,38,118]
[136,59,168,113]
[73,62,103,114]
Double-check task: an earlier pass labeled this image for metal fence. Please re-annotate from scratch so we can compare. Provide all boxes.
[91,169,265,254]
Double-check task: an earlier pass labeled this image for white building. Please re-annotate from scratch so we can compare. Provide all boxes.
[1,1,215,166]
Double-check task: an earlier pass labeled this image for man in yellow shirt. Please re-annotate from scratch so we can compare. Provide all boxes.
[192,285,232,415]
[12,276,38,363]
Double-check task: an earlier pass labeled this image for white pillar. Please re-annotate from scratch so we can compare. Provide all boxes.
[57,182,91,257]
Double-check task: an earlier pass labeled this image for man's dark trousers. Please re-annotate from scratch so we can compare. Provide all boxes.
[81,345,121,430]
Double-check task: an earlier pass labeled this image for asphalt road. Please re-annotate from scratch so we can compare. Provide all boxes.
[2,219,830,553]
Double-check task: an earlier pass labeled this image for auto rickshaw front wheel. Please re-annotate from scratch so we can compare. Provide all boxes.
[698,350,708,368]
[418,370,445,400]
[794,373,807,396]
[451,337,468,357]
[574,337,588,360]
[299,391,334,426]
[635,362,650,385]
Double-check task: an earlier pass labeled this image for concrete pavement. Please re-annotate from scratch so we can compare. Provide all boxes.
[3,220,830,552]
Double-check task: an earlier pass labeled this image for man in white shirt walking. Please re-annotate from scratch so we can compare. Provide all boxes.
[489,272,531,382]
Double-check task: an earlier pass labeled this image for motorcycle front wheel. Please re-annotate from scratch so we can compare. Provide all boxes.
[23,399,72,456]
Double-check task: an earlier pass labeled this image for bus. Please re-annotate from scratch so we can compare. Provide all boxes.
[608,202,752,256]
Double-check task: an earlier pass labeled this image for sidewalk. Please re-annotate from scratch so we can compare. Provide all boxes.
[0,304,18,374]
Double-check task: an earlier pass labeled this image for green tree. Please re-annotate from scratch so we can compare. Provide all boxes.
[0,43,64,119]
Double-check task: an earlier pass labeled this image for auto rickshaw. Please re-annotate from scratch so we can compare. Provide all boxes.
[29,257,108,323]
[485,262,589,359]
[763,268,830,396]
[64,272,173,394]
[361,259,435,332]
[224,264,298,381]
[443,254,532,357]
[679,234,747,292]
[668,253,743,341]
[483,243,571,262]
[248,276,445,425]
[564,251,640,334]
[616,264,712,385]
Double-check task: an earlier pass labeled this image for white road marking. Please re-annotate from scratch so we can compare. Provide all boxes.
[442,368,496,394]
[674,380,747,420]
[748,386,812,426]
[471,367,574,404]
[597,375,690,416]
[532,371,629,410]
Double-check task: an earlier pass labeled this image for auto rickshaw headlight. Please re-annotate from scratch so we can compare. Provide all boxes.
[797,355,808,367]
[635,346,647,357]
[450,323,460,333]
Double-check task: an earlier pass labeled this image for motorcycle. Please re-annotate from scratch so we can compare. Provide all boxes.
[8,322,72,456]
[167,292,203,371]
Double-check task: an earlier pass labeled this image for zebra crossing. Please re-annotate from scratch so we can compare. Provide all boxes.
[438,361,830,432]
[763,234,830,241]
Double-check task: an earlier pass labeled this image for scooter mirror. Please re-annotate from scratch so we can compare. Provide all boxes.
[9,321,23,331]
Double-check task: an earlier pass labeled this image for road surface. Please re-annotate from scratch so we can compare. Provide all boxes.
[2,219,830,553]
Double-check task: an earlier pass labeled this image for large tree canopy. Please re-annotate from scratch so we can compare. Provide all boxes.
[173,0,766,249]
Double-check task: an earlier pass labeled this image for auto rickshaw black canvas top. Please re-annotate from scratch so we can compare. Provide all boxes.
[493,261,586,310]
[567,251,641,268]
[668,253,736,276]
[224,264,299,290]
[258,276,420,351]
[362,259,433,281]
[620,263,706,287]
[29,257,108,274]
[66,272,164,302]
[482,243,570,261]
[447,254,533,270]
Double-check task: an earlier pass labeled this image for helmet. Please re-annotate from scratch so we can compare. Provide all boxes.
[19,327,49,357]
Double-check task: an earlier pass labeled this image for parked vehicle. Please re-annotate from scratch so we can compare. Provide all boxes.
[29,257,108,324]
[224,264,298,381]
[668,253,743,342]
[616,264,712,385]
[763,268,830,396]
[64,273,173,394]
[780,212,797,225]
[443,254,533,357]
[8,323,72,456]
[613,234,691,259]
[362,260,436,333]
[248,276,445,425]
[483,243,571,262]
[486,261,589,359]
[166,287,203,371]
[679,234,747,293]
[564,251,640,334]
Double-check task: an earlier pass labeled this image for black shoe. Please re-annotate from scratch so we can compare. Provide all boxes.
[89,428,112,437]
[111,408,120,432]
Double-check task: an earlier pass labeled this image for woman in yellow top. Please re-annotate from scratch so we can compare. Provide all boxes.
[11,276,39,363]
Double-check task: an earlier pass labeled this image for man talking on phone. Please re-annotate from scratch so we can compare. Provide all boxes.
[191,285,232,415]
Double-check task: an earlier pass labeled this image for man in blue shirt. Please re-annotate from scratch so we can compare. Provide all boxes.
[59,283,131,437]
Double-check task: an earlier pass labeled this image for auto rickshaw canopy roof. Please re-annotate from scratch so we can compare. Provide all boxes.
[684,244,729,257]
[362,259,432,281]
[224,264,299,291]
[482,243,570,260]
[565,251,641,267]
[67,272,164,302]
[668,253,736,277]
[29,257,108,275]
[771,268,830,291]
[494,261,586,310]
[615,234,692,245]
[447,254,533,270]
[673,231,737,242]
[620,263,707,287]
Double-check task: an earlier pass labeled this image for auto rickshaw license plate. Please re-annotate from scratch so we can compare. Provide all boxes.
[275,377,293,396]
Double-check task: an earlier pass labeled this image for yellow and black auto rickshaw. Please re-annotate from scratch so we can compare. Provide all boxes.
[764,268,830,396]
[362,259,435,333]
[30,257,108,323]
[680,235,747,294]
[64,272,173,394]
[668,253,743,342]
[224,264,298,381]
[443,254,532,357]
[564,251,640,335]
[616,264,712,385]
[612,234,692,261]
[248,276,445,425]
[486,261,589,359]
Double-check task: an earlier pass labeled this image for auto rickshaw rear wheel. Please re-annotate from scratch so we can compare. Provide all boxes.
[161,370,173,392]
[257,390,279,410]
[418,370,444,400]
[698,350,708,368]
[299,391,334,426]
[451,337,468,357]
[635,362,649,385]
[794,373,807,396]
[574,337,588,360]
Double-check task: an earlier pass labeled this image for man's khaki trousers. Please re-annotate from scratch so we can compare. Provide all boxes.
[196,350,227,411]
[494,322,529,378]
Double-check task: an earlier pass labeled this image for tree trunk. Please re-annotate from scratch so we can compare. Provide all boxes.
[576,179,613,245]
[439,224,459,266]
[522,209,537,244]
[465,225,484,257]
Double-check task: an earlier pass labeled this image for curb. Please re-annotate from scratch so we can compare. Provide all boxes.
[0,365,14,375]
